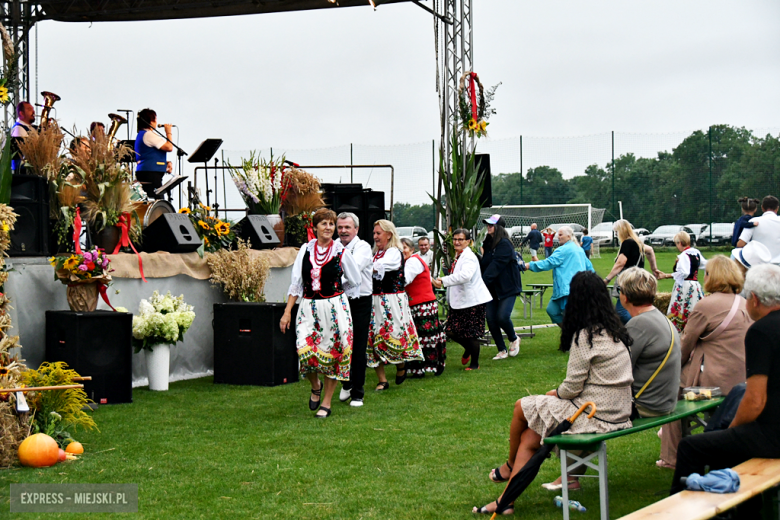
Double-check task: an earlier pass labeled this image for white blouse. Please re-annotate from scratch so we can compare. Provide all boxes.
[372,247,402,280]
[287,239,362,299]
[672,247,707,286]
[404,255,427,285]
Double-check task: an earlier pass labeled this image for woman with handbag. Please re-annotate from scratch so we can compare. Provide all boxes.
[658,256,752,468]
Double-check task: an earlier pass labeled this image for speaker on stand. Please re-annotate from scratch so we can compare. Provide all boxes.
[45,311,133,404]
[475,154,493,208]
[236,215,281,249]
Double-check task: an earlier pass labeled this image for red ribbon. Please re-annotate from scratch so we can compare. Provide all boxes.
[469,72,478,123]
[306,225,316,241]
[112,212,147,283]
[97,282,116,311]
[73,207,83,254]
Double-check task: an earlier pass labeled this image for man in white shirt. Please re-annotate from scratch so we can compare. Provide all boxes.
[336,212,373,407]
[11,101,35,172]
[418,237,433,267]
[738,196,780,265]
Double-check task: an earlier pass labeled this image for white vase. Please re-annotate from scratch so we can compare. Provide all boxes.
[145,344,171,391]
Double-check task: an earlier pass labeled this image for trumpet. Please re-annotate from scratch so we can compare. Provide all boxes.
[106,113,127,149]
[39,91,61,128]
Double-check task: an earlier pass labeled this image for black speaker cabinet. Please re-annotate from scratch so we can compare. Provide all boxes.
[45,311,133,404]
[475,154,493,208]
[9,175,50,256]
[142,213,201,253]
[237,215,281,249]
[213,302,299,386]
[358,189,386,245]
[321,183,365,212]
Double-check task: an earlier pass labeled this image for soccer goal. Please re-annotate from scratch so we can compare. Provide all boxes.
[480,204,606,259]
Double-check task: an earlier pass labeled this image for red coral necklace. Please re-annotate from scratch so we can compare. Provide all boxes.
[310,240,334,292]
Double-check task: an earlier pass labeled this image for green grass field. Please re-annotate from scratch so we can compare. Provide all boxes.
[0,249,732,519]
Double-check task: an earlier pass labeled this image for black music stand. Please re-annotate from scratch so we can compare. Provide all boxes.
[188,139,223,209]
[155,175,187,202]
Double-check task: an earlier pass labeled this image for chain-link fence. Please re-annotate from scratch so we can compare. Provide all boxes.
[202,125,780,239]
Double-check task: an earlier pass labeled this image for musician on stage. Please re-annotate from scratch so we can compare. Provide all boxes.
[135,108,173,199]
[11,101,35,172]
[90,121,105,139]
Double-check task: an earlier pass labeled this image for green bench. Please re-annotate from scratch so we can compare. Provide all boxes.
[544,398,724,520]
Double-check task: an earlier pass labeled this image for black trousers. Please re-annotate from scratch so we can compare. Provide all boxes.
[671,421,780,516]
[136,171,164,200]
[342,295,372,400]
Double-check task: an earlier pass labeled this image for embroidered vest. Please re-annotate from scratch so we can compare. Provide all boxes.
[301,249,344,299]
[373,254,406,295]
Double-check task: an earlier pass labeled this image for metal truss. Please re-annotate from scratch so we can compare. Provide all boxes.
[1,1,44,129]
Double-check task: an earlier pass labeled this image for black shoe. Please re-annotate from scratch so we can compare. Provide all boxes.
[375,382,390,392]
[309,381,323,411]
[395,364,407,385]
[315,406,331,418]
[435,364,445,376]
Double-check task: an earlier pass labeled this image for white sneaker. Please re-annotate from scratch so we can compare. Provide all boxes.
[508,338,521,357]
[492,350,509,360]
[350,398,364,407]
[339,387,351,402]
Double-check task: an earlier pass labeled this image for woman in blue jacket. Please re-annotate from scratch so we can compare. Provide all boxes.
[480,215,523,360]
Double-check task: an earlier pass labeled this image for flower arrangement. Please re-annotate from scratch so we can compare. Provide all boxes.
[50,247,112,285]
[458,72,499,138]
[132,291,195,352]
[207,239,271,302]
[284,212,313,246]
[228,151,290,214]
[179,203,236,253]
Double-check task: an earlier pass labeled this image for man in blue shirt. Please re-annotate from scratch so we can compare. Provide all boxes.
[521,226,594,324]
[581,228,593,259]
[135,108,173,200]
[520,223,543,261]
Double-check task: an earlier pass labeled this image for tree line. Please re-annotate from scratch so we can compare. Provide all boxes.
[392,125,779,231]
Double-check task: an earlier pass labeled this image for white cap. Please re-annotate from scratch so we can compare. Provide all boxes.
[731,241,772,269]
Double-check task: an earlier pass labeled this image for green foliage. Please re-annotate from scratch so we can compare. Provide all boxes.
[391,202,435,230]
[21,362,98,448]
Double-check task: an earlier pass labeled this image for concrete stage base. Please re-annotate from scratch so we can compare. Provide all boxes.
[4,256,293,388]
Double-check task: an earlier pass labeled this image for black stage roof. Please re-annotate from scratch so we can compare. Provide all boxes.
[39,0,414,23]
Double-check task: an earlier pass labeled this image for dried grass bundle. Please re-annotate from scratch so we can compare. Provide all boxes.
[0,205,17,258]
[654,292,672,315]
[0,403,31,468]
[16,125,65,180]
[207,239,271,302]
[282,167,323,215]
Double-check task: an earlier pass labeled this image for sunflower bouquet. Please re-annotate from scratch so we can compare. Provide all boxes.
[179,203,236,253]
[457,72,499,138]
[50,247,113,286]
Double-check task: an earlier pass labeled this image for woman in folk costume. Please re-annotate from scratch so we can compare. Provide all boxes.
[400,237,447,377]
[279,208,362,418]
[368,220,423,391]
[658,231,707,333]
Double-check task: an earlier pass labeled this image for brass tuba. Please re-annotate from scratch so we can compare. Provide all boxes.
[106,113,127,149]
[39,91,61,128]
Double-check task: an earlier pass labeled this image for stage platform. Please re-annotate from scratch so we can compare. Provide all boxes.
[4,248,298,388]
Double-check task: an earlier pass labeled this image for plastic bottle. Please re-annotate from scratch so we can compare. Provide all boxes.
[554,496,587,512]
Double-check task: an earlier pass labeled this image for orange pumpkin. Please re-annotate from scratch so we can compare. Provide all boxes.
[65,441,84,455]
[18,433,59,467]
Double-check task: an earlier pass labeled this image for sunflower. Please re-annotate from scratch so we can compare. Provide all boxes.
[63,255,80,270]
[479,120,487,131]
[203,236,210,246]
[0,366,8,376]
[0,86,8,104]
[198,220,210,231]
[215,222,230,236]
[468,119,478,131]
[199,203,212,211]
[48,256,57,266]
[178,207,191,214]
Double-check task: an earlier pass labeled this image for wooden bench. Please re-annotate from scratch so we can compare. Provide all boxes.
[618,458,780,520]
[544,398,724,520]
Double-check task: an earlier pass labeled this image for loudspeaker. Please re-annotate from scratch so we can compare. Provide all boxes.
[321,183,365,212]
[9,175,49,256]
[358,189,386,245]
[475,154,493,208]
[237,215,281,249]
[45,311,133,404]
[142,213,201,253]
[213,302,299,386]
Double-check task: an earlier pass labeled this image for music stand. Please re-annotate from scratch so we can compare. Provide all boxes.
[155,175,187,202]
[188,139,223,209]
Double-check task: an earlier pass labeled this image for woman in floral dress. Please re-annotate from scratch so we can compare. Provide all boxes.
[658,231,707,333]
[400,237,447,377]
[280,208,362,418]
[368,220,423,391]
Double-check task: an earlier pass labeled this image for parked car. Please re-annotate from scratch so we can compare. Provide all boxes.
[591,221,616,246]
[509,225,531,248]
[397,226,428,250]
[550,223,585,246]
[645,225,696,247]
[696,223,734,246]
[685,224,708,244]
[635,228,651,237]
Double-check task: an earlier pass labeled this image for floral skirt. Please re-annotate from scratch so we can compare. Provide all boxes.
[667,280,704,333]
[405,300,447,376]
[367,292,423,367]
[295,294,353,381]
[446,304,486,339]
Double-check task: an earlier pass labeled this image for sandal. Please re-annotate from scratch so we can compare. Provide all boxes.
[489,461,513,483]
[395,364,407,385]
[309,380,323,411]
[472,501,514,515]
[315,406,331,418]
[375,382,390,392]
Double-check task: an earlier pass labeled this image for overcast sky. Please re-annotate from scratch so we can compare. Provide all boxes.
[29,0,780,204]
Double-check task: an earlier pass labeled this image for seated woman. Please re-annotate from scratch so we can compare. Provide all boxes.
[475,271,634,514]
[658,255,752,469]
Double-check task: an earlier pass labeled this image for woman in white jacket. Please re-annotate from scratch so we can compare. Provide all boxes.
[433,228,493,370]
